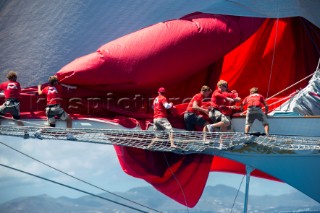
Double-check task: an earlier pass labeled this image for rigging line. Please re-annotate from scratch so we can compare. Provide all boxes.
[266,91,297,107]
[266,71,315,101]
[0,141,161,213]
[0,163,150,213]
[163,153,190,213]
[229,174,246,213]
[266,17,279,98]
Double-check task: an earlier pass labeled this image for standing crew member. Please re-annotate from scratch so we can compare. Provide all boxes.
[0,71,24,126]
[38,75,73,128]
[241,87,269,135]
[148,87,176,148]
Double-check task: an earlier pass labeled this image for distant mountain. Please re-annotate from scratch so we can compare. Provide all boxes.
[1,185,319,213]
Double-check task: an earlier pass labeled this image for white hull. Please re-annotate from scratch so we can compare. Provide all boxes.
[219,151,320,203]
[0,117,141,130]
[2,115,319,137]
[226,115,320,203]
[231,115,320,137]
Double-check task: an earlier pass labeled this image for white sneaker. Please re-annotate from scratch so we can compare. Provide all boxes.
[66,133,76,141]
[34,131,42,140]
[206,124,214,132]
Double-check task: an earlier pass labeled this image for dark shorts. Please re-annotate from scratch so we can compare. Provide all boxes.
[45,104,68,125]
[0,99,20,119]
[246,107,269,126]
[184,112,206,131]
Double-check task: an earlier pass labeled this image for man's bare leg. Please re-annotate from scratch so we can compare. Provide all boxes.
[66,116,72,128]
[169,132,177,148]
[148,137,157,148]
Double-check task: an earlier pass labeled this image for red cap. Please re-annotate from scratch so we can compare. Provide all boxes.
[158,87,166,93]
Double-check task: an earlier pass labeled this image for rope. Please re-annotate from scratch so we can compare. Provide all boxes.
[266,72,315,101]
[0,141,161,213]
[229,174,246,213]
[267,91,297,108]
[0,163,151,213]
[266,18,279,98]
[163,153,190,212]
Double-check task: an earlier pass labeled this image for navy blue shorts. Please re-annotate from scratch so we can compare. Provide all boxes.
[184,112,206,131]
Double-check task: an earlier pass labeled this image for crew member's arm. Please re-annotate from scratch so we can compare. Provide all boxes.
[60,83,77,90]
[231,90,242,102]
[263,100,269,115]
[37,85,43,95]
[0,84,4,97]
[240,98,247,116]
[163,102,173,109]
[192,100,208,115]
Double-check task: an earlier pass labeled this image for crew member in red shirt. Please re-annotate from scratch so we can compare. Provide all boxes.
[0,71,24,126]
[184,85,212,131]
[204,80,241,132]
[37,75,73,128]
[148,87,176,148]
[241,87,269,135]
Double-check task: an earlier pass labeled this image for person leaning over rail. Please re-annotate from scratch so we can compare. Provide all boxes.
[184,85,212,131]
[148,87,176,148]
[204,80,241,133]
[0,71,24,126]
[241,87,269,136]
[37,75,75,129]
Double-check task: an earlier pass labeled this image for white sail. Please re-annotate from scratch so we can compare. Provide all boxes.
[272,70,320,116]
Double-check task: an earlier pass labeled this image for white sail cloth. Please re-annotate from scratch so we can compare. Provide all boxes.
[274,70,320,115]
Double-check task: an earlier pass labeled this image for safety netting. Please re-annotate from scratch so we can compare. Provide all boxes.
[1,125,319,153]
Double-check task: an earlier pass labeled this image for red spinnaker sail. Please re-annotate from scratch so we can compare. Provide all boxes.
[17,12,320,207]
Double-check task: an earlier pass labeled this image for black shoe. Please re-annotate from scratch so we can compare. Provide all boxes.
[24,131,29,139]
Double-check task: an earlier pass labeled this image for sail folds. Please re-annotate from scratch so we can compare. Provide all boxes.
[17,11,320,207]
[274,70,320,115]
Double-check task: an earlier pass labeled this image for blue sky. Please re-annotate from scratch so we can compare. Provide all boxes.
[0,135,299,205]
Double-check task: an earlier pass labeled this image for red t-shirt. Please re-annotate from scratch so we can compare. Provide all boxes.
[0,81,21,99]
[186,93,203,114]
[211,89,237,116]
[41,85,62,105]
[153,95,171,119]
[243,93,265,108]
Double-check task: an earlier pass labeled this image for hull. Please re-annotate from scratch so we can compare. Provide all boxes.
[231,115,320,137]
[0,117,141,130]
[227,116,320,202]
[220,150,320,203]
